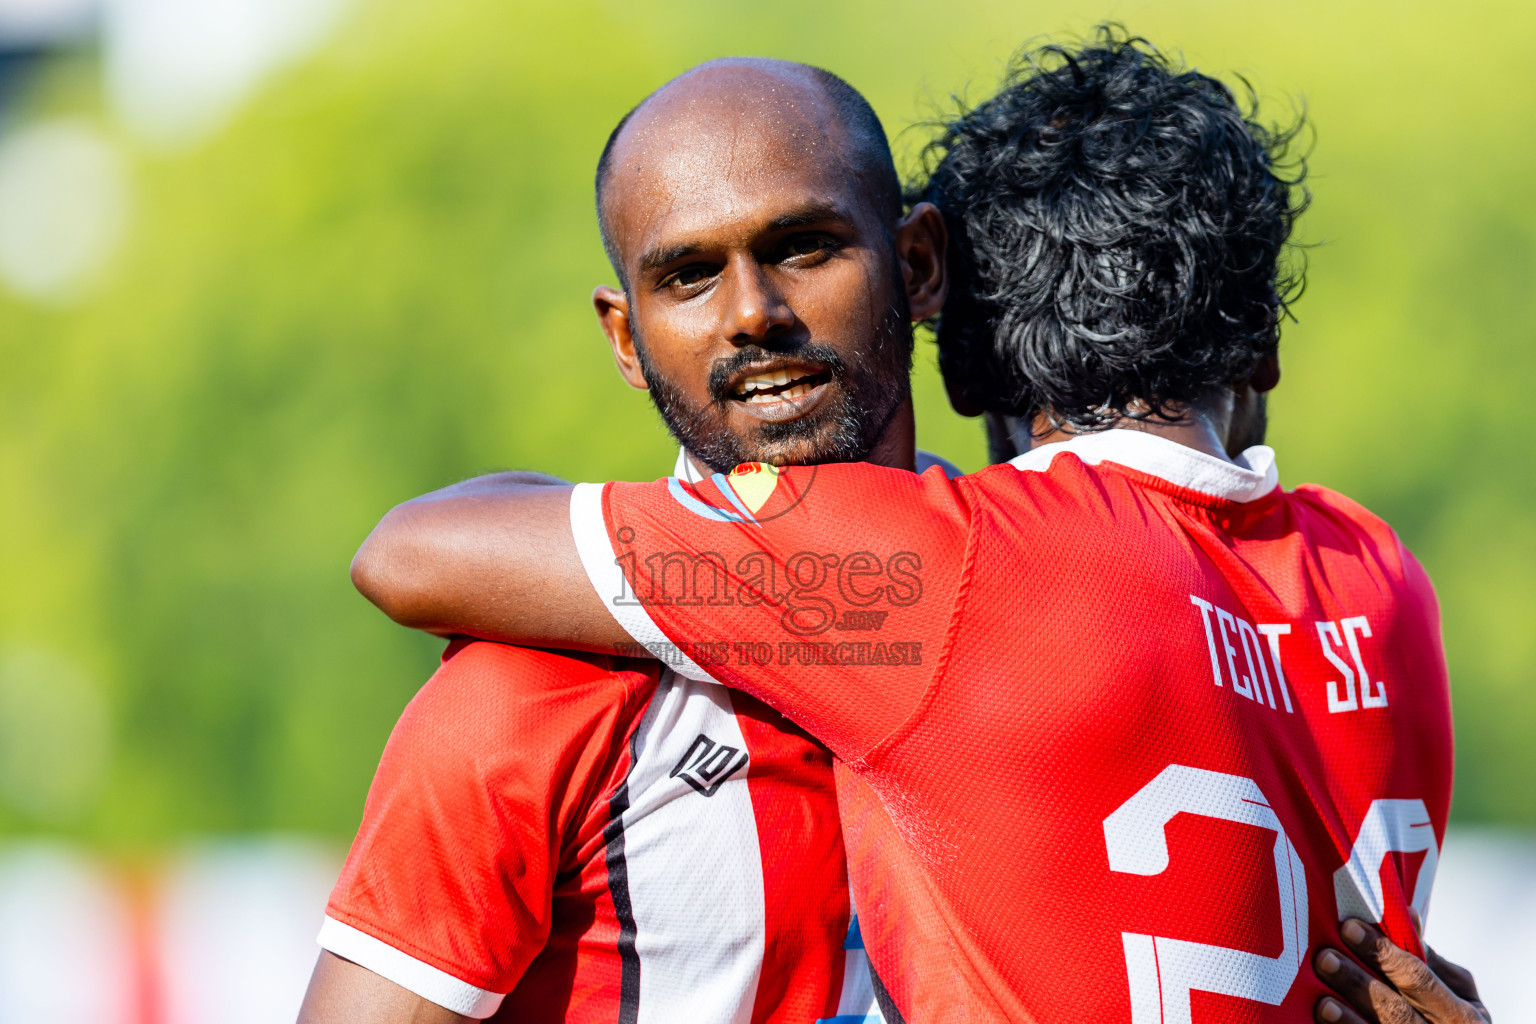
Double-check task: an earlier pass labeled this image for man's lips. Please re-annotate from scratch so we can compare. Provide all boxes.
[723,361,835,423]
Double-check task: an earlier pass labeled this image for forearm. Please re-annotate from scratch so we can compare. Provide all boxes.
[351,474,631,651]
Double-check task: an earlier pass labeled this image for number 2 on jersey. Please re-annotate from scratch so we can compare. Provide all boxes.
[1104,765,1438,1023]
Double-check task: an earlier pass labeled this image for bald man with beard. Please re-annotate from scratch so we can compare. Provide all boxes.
[299,58,950,1024]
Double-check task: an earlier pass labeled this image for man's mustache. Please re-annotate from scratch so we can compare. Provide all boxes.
[705,344,849,405]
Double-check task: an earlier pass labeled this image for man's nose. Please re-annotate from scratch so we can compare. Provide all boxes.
[722,257,795,345]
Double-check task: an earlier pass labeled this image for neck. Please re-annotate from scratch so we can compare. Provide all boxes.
[683,398,919,478]
[862,398,918,472]
[1032,394,1236,463]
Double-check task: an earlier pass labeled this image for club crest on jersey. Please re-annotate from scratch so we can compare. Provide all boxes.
[665,462,814,525]
[670,733,748,796]
[727,462,781,512]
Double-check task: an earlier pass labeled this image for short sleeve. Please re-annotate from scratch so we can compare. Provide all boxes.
[321,642,653,1017]
[569,462,971,760]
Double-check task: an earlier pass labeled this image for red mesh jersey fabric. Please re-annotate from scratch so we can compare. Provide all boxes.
[579,433,1453,1023]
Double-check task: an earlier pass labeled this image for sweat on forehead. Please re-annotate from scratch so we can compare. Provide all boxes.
[595,58,901,281]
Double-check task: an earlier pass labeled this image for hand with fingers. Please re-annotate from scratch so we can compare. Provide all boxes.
[1314,914,1490,1024]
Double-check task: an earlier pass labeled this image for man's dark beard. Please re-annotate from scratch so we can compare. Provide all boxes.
[633,305,913,473]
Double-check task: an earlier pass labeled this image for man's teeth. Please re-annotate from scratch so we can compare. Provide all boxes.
[743,382,814,404]
[740,370,793,391]
[736,369,818,403]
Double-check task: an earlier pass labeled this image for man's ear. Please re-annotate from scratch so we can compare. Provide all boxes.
[894,201,947,321]
[1250,351,1281,393]
[593,285,649,391]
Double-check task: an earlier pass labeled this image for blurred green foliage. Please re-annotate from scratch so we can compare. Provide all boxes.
[1,0,1533,844]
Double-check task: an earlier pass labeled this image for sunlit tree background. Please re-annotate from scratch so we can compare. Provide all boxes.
[2,0,1533,848]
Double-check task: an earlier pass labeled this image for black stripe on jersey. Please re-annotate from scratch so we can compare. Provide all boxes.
[870,962,907,1024]
[603,729,643,1024]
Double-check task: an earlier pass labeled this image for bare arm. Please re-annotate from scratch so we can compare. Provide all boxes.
[297,952,471,1024]
[350,472,630,651]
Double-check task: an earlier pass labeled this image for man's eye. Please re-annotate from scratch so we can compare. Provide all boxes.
[784,235,832,259]
[667,266,713,288]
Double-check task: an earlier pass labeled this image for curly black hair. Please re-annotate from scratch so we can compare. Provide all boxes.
[919,26,1308,431]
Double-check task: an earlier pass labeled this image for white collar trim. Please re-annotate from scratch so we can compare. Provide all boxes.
[1008,429,1279,503]
[674,447,962,480]
[673,447,706,483]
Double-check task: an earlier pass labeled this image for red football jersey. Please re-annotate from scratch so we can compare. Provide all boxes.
[320,641,886,1021]
[569,429,1454,1023]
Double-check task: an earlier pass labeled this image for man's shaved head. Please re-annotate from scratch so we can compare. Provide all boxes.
[585,56,947,474]
[594,58,902,286]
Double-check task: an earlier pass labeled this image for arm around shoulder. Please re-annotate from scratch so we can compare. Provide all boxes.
[349,472,630,651]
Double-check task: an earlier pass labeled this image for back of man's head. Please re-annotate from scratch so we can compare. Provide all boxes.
[922,26,1308,431]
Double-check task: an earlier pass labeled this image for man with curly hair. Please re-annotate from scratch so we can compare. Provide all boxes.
[920,34,1304,466]
[345,31,1484,1024]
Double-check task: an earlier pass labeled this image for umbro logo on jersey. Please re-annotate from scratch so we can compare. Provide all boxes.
[670,734,749,796]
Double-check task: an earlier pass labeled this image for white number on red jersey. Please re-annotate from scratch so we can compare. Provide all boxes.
[1103,765,1307,1024]
[1333,798,1437,924]
[1105,769,1440,1022]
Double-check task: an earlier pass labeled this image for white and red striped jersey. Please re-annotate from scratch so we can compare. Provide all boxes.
[321,643,884,1022]
[319,446,969,1021]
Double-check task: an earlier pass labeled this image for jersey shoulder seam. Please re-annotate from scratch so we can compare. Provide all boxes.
[557,664,657,852]
[854,502,978,767]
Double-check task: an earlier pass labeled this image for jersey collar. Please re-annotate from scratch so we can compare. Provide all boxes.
[672,447,963,480]
[1008,429,1280,504]
[674,447,706,483]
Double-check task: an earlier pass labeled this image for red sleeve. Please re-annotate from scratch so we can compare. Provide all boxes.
[569,462,971,761]
[320,641,655,1016]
